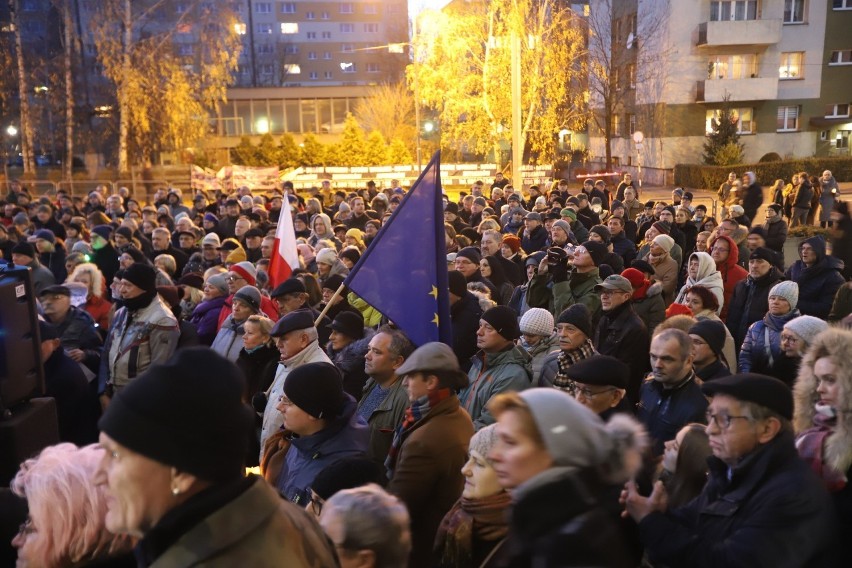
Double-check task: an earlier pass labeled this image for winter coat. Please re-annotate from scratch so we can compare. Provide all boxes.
[711,235,748,321]
[326,329,375,400]
[694,358,732,382]
[594,302,650,403]
[260,342,333,454]
[276,395,369,504]
[521,225,549,254]
[694,311,738,374]
[452,292,484,372]
[832,216,852,280]
[50,305,104,374]
[742,177,763,222]
[725,267,783,350]
[785,236,846,319]
[611,233,637,266]
[519,333,559,386]
[632,281,666,335]
[461,346,532,430]
[236,342,280,402]
[529,269,602,323]
[39,244,67,283]
[19,257,56,295]
[646,251,679,306]
[637,371,708,456]
[638,431,837,568]
[189,295,227,345]
[501,468,634,568]
[358,376,410,465]
[828,282,852,322]
[676,222,698,257]
[140,476,337,568]
[387,395,474,568]
[347,293,383,327]
[763,216,788,253]
[819,175,840,223]
[738,309,800,376]
[674,252,724,314]
[792,181,814,209]
[99,295,179,394]
[210,315,247,362]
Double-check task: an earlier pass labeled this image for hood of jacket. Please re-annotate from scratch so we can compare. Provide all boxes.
[191,295,227,318]
[290,395,367,456]
[477,344,533,371]
[802,236,827,262]
[711,234,740,269]
[793,328,852,473]
[327,328,375,372]
[689,252,718,282]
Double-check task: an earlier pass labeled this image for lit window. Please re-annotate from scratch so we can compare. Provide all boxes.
[613,115,622,137]
[777,106,799,132]
[826,104,851,118]
[340,62,356,73]
[783,0,805,23]
[283,64,301,75]
[280,22,298,34]
[389,43,405,54]
[706,108,754,134]
[779,52,803,79]
[234,23,247,35]
[708,54,758,79]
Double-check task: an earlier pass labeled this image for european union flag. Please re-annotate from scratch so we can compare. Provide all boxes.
[344,152,452,347]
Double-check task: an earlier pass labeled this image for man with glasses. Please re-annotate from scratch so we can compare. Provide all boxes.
[637,329,708,455]
[624,373,837,567]
[563,355,632,420]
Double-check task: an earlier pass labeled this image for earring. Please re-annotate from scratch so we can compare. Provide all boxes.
[171,486,180,496]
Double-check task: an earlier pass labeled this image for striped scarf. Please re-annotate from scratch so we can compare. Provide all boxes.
[385,388,453,478]
[553,339,597,394]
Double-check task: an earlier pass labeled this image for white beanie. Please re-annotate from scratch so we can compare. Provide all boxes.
[315,247,338,266]
[520,308,554,337]
[783,316,829,346]
[769,281,799,310]
[653,234,675,253]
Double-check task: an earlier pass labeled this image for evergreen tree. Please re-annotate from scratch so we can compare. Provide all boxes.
[255,133,280,166]
[387,138,413,165]
[336,114,367,166]
[299,133,325,166]
[364,131,388,165]
[278,134,300,167]
[703,101,744,166]
[231,136,257,165]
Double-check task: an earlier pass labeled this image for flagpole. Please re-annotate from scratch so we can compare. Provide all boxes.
[314,283,347,326]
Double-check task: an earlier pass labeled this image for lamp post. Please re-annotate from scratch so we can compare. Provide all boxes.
[511,31,522,192]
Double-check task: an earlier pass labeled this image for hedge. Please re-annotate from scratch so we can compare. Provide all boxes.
[674,156,852,190]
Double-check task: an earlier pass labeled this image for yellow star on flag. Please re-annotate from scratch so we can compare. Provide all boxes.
[432,314,440,326]
[429,285,438,299]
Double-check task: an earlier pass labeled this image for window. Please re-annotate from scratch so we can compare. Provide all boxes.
[826,104,851,118]
[341,44,354,53]
[628,114,636,135]
[820,130,829,141]
[340,23,354,33]
[364,23,379,33]
[364,3,378,14]
[283,64,301,75]
[708,54,758,79]
[627,64,636,89]
[178,44,193,56]
[280,2,296,13]
[309,71,318,79]
[280,23,298,34]
[283,44,299,54]
[366,63,380,72]
[257,43,274,54]
[324,71,333,79]
[307,31,317,39]
[322,31,332,39]
[307,51,317,60]
[706,108,754,134]
[834,0,852,8]
[777,106,799,131]
[613,115,622,137]
[255,2,272,14]
[306,11,315,20]
[323,51,332,60]
[779,52,803,79]
[829,50,852,65]
[257,23,273,34]
[260,64,275,75]
[234,23,247,35]
[340,3,354,13]
[340,62,356,73]
[626,14,637,34]
[322,11,330,19]
[784,0,805,23]
[837,131,850,149]
[176,3,188,13]
[710,1,758,21]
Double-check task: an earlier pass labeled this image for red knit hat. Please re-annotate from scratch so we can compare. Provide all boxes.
[665,303,693,318]
[501,234,522,253]
[229,261,257,286]
[621,268,646,289]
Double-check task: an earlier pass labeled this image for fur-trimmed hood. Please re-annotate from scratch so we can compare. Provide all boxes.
[793,327,852,473]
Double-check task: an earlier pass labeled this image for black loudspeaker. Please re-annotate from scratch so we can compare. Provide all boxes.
[0,398,59,486]
[0,265,44,416]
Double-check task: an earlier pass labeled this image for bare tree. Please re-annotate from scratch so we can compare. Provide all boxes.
[11,0,36,174]
[354,82,416,153]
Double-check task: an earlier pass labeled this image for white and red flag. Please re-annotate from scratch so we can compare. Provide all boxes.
[267,206,300,288]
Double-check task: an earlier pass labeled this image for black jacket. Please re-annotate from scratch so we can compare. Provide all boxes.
[725,267,783,351]
[742,182,764,222]
[763,218,788,253]
[638,431,838,567]
[593,302,649,403]
[785,236,846,319]
[694,358,731,382]
[51,305,104,374]
[521,225,549,255]
[637,372,708,456]
[451,292,483,372]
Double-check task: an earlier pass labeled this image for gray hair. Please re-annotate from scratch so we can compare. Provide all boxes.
[376,325,415,360]
[653,328,692,362]
[322,484,411,568]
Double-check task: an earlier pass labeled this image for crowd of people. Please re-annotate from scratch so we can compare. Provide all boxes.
[0,170,850,567]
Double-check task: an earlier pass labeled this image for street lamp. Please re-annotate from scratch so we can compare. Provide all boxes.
[6,125,18,137]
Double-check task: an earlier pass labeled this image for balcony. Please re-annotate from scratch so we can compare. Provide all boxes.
[697,20,782,48]
[696,78,778,103]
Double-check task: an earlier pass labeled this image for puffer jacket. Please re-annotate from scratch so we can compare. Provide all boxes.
[210,315,247,362]
[326,329,375,400]
[99,295,179,394]
[674,252,724,314]
[710,235,748,321]
[738,309,800,375]
[519,333,559,386]
[347,293,383,327]
[763,216,788,254]
[785,236,846,319]
[632,281,665,334]
[189,295,227,345]
[725,266,783,350]
[461,346,532,430]
[276,395,369,505]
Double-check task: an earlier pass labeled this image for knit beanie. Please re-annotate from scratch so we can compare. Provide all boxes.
[469,423,499,465]
[519,388,612,469]
[92,225,113,240]
[590,225,611,245]
[552,220,572,238]
[769,281,799,310]
[688,319,726,358]
[556,304,593,338]
[748,226,767,240]
[448,270,468,297]
[582,240,608,267]
[233,285,261,313]
[315,247,338,266]
[653,234,675,253]
[560,209,577,221]
[456,246,482,265]
[11,241,36,258]
[783,316,829,346]
[520,308,555,337]
[98,348,252,483]
[229,261,257,286]
[481,305,521,340]
[207,273,229,295]
[284,362,345,419]
[621,268,646,289]
[767,203,783,215]
[339,247,361,266]
[501,234,521,253]
[311,457,386,501]
[652,221,671,235]
[122,263,157,293]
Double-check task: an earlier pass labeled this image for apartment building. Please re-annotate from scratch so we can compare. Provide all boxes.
[589,0,852,170]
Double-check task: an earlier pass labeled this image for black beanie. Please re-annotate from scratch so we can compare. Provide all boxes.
[456,246,482,265]
[98,348,253,483]
[689,319,726,358]
[589,225,611,245]
[582,240,608,267]
[481,305,521,340]
[557,304,593,338]
[122,263,157,293]
[284,362,345,419]
[448,270,468,297]
[339,248,361,266]
[11,241,36,258]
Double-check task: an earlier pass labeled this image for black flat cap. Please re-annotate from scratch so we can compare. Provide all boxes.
[701,373,793,420]
[565,355,628,389]
[270,309,315,337]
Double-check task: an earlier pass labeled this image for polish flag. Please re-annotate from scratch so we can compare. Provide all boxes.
[267,205,300,288]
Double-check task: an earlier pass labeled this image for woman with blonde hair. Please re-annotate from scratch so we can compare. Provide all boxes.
[477,218,501,234]
[68,262,111,330]
[11,443,135,567]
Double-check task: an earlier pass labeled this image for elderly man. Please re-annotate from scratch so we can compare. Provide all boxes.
[480,229,523,285]
[625,373,837,566]
[39,284,103,376]
[637,329,708,455]
[784,236,845,319]
[565,355,632,419]
[149,227,188,275]
[259,310,333,456]
[11,241,55,295]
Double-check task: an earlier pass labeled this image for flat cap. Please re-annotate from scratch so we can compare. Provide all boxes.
[270,309,315,337]
[701,373,793,420]
[565,355,628,389]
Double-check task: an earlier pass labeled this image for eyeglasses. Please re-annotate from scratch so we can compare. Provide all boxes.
[309,494,325,516]
[705,411,751,430]
[780,334,800,344]
[576,387,616,399]
[226,275,245,283]
[711,246,729,253]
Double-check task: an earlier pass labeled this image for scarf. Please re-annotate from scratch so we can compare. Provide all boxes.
[122,289,157,313]
[434,493,511,568]
[796,408,847,492]
[553,339,597,394]
[385,388,453,477]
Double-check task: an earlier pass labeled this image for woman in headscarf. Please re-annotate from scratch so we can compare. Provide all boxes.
[307,212,341,250]
[673,252,724,313]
